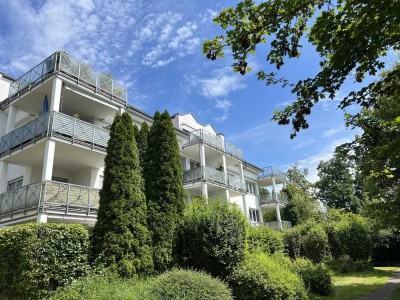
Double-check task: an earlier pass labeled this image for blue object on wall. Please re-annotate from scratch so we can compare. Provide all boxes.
[43,95,49,113]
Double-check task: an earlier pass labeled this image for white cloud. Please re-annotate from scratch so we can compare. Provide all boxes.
[214,99,232,122]
[322,127,341,138]
[293,139,316,149]
[297,137,354,182]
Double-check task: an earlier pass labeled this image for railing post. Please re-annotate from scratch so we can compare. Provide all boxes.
[72,118,76,144]
[66,184,71,214]
[92,126,95,149]
[11,190,15,218]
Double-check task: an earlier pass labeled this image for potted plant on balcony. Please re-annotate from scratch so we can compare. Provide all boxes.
[216,162,224,172]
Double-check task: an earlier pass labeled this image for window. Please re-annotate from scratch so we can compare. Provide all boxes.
[190,160,200,170]
[7,177,23,192]
[249,208,260,222]
[246,181,256,194]
[52,176,69,183]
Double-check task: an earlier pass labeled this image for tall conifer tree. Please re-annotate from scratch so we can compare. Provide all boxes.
[91,113,153,277]
[145,111,185,272]
[137,122,149,171]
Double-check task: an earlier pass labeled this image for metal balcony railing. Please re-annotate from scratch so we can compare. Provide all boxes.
[0,111,109,157]
[0,181,100,220]
[183,129,243,160]
[259,192,288,206]
[1,51,127,108]
[183,166,245,192]
[258,166,287,182]
[265,221,292,230]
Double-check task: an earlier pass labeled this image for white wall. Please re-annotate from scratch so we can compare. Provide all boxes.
[0,74,12,101]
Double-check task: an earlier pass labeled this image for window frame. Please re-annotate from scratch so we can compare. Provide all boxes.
[7,177,23,193]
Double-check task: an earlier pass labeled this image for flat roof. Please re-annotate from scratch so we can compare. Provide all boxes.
[0,71,16,81]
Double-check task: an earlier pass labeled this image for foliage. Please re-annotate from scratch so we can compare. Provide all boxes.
[228,252,307,300]
[203,0,400,138]
[334,214,372,261]
[151,269,233,300]
[91,112,153,277]
[0,223,89,299]
[247,225,284,254]
[283,227,302,259]
[262,209,278,222]
[174,199,247,278]
[291,258,333,295]
[137,121,149,172]
[301,223,330,263]
[283,164,319,226]
[48,271,155,300]
[315,153,361,213]
[339,70,400,227]
[327,256,373,274]
[145,111,185,272]
[372,228,400,266]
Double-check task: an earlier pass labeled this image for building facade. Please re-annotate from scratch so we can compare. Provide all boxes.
[0,52,288,228]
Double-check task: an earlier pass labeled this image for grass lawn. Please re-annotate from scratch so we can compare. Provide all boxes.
[311,267,399,300]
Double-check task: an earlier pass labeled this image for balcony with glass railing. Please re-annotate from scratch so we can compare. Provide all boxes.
[183,129,243,160]
[0,51,127,108]
[259,192,288,207]
[258,166,287,184]
[183,166,245,192]
[0,111,109,157]
[264,221,292,231]
[0,181,100,221]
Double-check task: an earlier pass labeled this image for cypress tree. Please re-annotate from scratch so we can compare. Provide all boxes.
[145,111,185,272]
[91,112,153,277]
[137,122,149,171]
[133,124,140,140]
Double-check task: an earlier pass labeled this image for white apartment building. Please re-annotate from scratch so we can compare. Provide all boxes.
[0,52,289,229]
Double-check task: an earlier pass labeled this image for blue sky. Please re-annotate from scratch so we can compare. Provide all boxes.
[0,0,367,181]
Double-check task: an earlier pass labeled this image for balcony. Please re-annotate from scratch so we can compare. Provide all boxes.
[0,181,100,222]
[258,166,287,186]
[0,111,109,157]
[265,221,292,231]
[183,129,243,160]
[183,166,245,192]
[0,51,127,108]
[259,192,288,207]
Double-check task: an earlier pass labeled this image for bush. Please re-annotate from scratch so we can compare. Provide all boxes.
[302,224,330,263]
[327,256,373,273]
[48,271,155,300]
[372,228,400,265]
[335,216,372,261]
[174,199,247,278]
[247,226,284,254]
[151,269,233,300]
[228,252,307,300]
[0,223,89,299]
[291,258,333,295]
[283,227,302,259]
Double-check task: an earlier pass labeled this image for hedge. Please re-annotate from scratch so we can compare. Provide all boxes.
[247,225,284,254]
[228,252,307,300]
[151,269,233,300]
[174,199,247,278]
[372,228,400,265]
[0,223,89,299]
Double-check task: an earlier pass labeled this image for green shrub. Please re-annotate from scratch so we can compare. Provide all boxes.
[247,226,284,254]
[0,223,89,299]
[174,199,247,278]
[48,271,155,300]
[302,224,330,263]
[323,222,343,259]
[335,216,372,261]
[228,252,307,300]
[327,256,373,273]
[372,228,400,265]
[291,258,333,295]
[151,269,233,300]
[283,227,302,259]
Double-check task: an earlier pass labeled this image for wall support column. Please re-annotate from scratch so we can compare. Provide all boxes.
[50,77,63,112]
[37,212,48,223]
[23,166,32,186]
[42,140,56,181]
[272,176,282,230]
[0,161,9,193]
[5,106,17,133]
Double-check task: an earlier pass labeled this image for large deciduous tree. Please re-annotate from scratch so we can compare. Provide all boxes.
[144,111,185,272]
[91,113,153,277]
[315,153,361,213]
[203,0,400,138]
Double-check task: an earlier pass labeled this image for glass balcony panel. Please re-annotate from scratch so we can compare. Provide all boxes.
[227,175,245,191]
[0,181,100,219]
[204,166,226,185]
[259,166,287,182]
[225,141,243,159]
